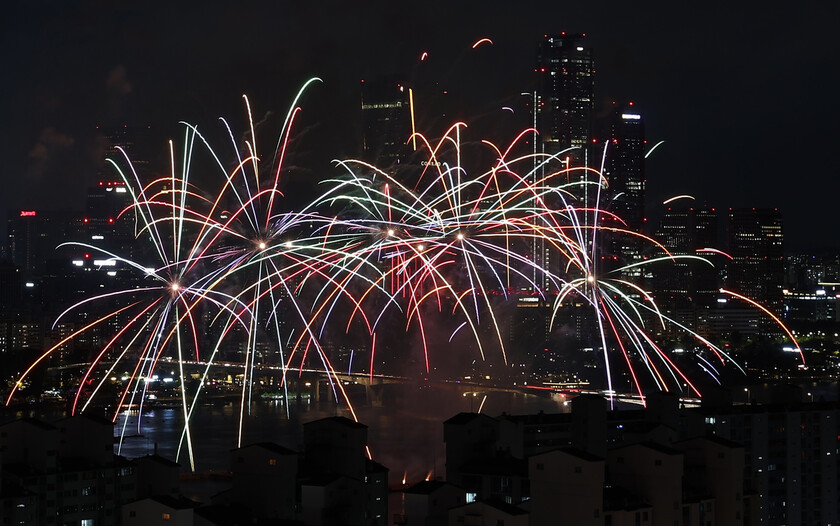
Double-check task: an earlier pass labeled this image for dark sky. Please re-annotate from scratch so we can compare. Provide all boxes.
[2,1,838,250]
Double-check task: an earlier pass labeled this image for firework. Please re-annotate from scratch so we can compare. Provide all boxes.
[5,76,804,464]
[5,136,254,469]
[309,122,578,371]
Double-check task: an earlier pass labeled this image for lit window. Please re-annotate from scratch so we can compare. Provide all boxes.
[162,513,171,520]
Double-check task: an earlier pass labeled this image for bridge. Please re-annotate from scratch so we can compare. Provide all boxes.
[46,359,699,409]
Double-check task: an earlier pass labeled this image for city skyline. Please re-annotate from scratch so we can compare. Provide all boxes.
[2,1,839,250]
[0,2,835,413]
[2,5,840,526]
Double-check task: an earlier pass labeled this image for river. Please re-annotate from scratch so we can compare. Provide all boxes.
[108,381,570,486]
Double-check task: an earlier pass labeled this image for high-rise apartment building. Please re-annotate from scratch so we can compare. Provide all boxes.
[698,400,840,526]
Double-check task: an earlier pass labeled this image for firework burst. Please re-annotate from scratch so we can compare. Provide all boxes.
[5,76,804,463]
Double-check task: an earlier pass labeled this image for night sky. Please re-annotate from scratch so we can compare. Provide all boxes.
[3,1,838,250]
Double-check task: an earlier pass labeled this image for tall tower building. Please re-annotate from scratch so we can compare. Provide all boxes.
[525,34,595,296]
[726,208,784,317]
[653,205,720,311]
[91,125,155,259]
[95,125,153,178]
[6,209,76,279]
[84,180,135,259]
[360,77,413,170]
[601,104,645,236]
[597,104,646,278]
[534,34,595,161]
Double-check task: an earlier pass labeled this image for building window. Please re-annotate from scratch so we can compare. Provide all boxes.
[162,513,171,520]
[269,458,277,466]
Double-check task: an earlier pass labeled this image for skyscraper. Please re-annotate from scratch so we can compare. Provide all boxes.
[6,209,77,279]
[726,208,784,318]
[525,34,595,295]
[84,180,135,259]
[95,124,153,178]
[601,104,645,235]
[534,34,595,161]
[653,205,721,324]
[360,77,413,169]
[597,104,646,278]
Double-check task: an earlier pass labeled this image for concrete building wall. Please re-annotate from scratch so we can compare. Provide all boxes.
[57,414,114,465]
[230,443,298,520]
[679,436,745,525]
[529,448,604,526]
[122,498,193,526]
[448,501,528,526]
[135,455,180,499]
[304,417,367,480]
[302,476,366,526]
[608,443,683,526]
[404,482,466,526]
